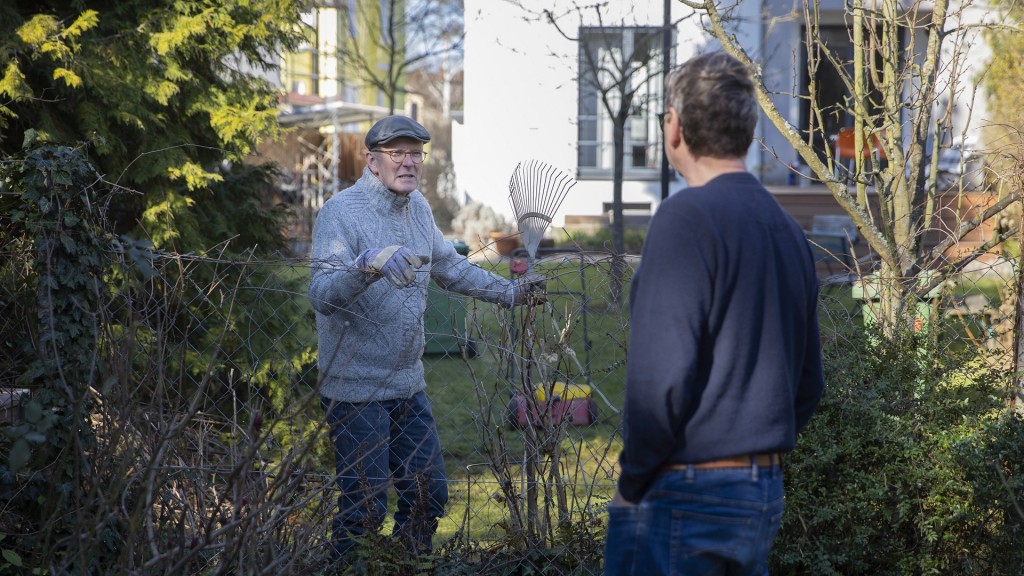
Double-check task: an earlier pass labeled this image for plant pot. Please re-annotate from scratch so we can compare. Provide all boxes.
[489,231,520,257]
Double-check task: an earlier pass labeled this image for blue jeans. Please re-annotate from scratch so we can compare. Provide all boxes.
[322,391,448,559]
[604,463,784,576]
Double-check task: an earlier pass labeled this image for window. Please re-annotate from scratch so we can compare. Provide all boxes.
[799,24,894,161]
[578,26,668,180]
[282,11,319,96]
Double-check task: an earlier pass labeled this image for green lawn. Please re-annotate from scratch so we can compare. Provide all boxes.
[423,254,631,544]
[290,252,1015,549]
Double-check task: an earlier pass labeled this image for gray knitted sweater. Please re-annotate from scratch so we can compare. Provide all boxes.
[309,167,515,403]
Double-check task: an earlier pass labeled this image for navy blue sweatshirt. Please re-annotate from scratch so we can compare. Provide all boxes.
[617,172,824,503]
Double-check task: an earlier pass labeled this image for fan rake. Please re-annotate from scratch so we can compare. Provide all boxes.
[508,159,577,260]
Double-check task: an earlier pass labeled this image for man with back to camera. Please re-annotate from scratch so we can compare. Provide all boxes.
[308,115,546,564]
[603,52,825,575]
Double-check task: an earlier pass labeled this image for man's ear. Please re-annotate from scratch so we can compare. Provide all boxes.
[665,108,683,149]
[365,150,379,175]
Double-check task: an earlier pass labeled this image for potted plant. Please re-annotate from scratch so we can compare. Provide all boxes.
[452,202,520,256]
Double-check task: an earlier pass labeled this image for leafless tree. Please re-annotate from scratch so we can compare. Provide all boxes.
[334,0,464,114]
[508,1,693,304]
[687,0,1021,331]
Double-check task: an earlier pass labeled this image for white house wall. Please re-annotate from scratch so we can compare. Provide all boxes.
[454,0,758,228]
[453,0,996,229]
[940,1,995,149]
[759,0,807,184]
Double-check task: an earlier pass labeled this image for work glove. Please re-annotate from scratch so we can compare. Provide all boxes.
[355,245,427,288]
[511,272,547,306]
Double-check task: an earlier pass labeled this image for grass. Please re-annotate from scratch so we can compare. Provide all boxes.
[291,249,1017,552]
[253,252,629,549]
[423,254,631,545]
[818,271,1015,352]
[298,250,1017,552]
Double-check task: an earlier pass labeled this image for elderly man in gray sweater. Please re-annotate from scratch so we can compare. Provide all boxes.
[308,115,543,563]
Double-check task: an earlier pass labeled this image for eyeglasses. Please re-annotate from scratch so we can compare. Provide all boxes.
[657,111,667,132]
[374,149,428,164]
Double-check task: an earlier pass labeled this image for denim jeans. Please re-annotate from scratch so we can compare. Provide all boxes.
[322,391,448,559]
[604,463,784,576]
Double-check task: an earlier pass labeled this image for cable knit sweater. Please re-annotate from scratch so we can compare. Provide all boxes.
[308,167,515,403]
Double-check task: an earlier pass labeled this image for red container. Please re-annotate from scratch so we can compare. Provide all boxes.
[508,383,596,428]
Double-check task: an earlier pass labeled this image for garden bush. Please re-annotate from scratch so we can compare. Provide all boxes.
[554,227,647,255]
[773,321,1024,575]
[5,146,1024,575]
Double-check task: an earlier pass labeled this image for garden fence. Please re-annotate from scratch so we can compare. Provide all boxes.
[1,235,1020,575]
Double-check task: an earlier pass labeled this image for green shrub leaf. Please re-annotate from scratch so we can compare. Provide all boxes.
[8,438,31,473]
[2,548,23,567]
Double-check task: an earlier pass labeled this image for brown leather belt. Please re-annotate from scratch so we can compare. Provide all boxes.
[661,453,781,471]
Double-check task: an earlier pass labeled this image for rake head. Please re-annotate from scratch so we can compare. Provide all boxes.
[508,159,577,259]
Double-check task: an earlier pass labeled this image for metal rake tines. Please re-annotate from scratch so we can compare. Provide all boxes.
[508,159,577,258]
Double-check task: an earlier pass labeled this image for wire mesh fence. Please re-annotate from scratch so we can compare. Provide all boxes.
[2,230,1021,574]
[0,234,636,573]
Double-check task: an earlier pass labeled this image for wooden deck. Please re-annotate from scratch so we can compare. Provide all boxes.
[770,184,1005,278]
[766,185,860,230]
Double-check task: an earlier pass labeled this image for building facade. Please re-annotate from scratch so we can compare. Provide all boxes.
[453,0,995,233]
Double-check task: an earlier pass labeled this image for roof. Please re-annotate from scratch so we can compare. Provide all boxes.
[277,96,392,130]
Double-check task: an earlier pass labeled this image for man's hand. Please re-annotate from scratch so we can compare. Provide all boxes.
[356,246,427,288]
[513,272,547,306]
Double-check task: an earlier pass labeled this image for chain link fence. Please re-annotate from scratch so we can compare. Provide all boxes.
[0,230,637,573]
[2,221,1021,574]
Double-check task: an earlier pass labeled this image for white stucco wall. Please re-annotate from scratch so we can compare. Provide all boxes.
[940,1,995,149]
[454,0,722,229]
[453,0,998,230]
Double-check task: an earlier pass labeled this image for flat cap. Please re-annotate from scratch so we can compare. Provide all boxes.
[365,115,431,149]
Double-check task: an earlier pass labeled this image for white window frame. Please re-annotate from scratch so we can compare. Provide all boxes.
[577,26,666,181]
